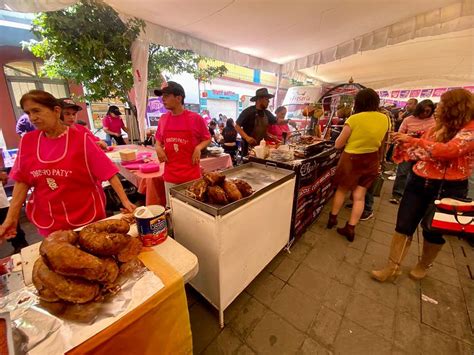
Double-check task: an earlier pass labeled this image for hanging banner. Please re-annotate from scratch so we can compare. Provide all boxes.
[399,90,410,98]
[420,89,434,98]
[390,90,400,98]
[146,97,168,127]
[379,91,389,97]
[433,88,448,97]
[409,89,421,97]
[463,86,474,93]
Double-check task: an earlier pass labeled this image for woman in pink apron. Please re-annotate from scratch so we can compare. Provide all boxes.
[0,90,136,240]
[154,81,211,205]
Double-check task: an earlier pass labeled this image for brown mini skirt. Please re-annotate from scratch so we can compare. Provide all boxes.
[333,151,380,190]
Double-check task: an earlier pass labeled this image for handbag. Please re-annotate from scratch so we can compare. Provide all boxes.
[422,169,474,238]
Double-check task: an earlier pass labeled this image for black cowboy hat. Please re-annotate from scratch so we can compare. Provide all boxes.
[154,81,186,98]
[250,88,274,102]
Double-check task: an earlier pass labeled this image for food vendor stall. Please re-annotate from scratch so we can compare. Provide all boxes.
[169,163,296,327]
[0,216,198,354]
[105,144,233,206]
[248,138,340,244]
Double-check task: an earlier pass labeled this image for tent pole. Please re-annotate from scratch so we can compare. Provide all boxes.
[274,66,282,108]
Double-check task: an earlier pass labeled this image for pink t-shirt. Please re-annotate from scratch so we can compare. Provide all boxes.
[72,123,100,141]
[102,115,125,134]
[267,123,290,141]
[398,115,435,135]
[155,110,211,146]
[11,128,117,185]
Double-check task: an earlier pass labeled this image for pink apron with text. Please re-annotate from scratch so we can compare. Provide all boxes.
[19,128,106,236]
[162,114,201,184]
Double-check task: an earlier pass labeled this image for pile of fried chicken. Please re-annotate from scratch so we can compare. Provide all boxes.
[186,172,254,205]
[33,218,142,304]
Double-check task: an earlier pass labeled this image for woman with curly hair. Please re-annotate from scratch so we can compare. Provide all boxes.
[372,88,474,282]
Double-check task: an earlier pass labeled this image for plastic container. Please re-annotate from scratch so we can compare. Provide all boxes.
[119,149,137,162]
[134,205,168,246]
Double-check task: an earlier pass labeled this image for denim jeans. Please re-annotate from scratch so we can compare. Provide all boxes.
[395,174,468,244]
[392,161,414,198]
[364,190,374,213]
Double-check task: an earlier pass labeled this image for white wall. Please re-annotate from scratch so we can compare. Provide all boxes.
[166,72,200,104]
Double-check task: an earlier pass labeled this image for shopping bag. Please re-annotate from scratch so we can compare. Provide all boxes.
[422,197,474,238]
[368,174,384,197]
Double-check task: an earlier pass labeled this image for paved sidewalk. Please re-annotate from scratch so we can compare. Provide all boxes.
[188,181,474,354]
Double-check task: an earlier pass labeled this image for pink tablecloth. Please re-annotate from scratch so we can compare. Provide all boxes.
[109,145,233,206]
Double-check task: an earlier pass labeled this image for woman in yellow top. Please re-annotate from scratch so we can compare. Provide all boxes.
[327,89,390,241]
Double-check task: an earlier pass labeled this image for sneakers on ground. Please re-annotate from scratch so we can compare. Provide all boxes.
[388,175,396,181]
[360,211,374,221]
[389,196,400,204]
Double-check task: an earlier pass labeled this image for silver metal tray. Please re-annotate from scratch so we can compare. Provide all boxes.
[170,162,295,216]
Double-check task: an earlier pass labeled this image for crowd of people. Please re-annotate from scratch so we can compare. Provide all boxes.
[1,82,472,286]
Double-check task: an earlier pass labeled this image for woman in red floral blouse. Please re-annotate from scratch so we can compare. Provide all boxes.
[372,88,474,282]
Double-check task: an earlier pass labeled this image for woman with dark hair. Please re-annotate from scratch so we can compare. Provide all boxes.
[222,118,238,161]
[327,88,390,241]
[372,89,473,282]
[0,90,135,242]
[102,105,128,145]
[267,106,290,143]
[389,99,436,204]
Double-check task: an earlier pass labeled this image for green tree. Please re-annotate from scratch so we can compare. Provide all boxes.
[27,0,144,106]
[26,0,227,106]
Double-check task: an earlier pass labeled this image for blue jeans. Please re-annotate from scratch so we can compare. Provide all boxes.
[364,190,374,213]
[392,161,414,198]
[395,174,468,244]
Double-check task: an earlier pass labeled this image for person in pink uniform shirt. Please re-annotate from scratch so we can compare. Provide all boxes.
[59,97,108,150]
[102,105,128,145]
[0,90,136,241]
[154,81,211,205]
[267,106,291,143]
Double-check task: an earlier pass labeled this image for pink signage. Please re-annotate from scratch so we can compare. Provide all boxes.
[463,86,474,93]
[391,90,400,98]
[433,88,448,97]
[420,89,434,98]
[409,89,421,97]
[399,90,410,98]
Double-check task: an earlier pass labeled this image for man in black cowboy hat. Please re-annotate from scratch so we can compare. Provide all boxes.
[236,88,276,156]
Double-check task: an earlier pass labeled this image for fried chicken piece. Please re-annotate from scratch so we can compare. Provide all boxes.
[33,258,100,304]
[120,213,135,225]
[78,232,130,257]
[231,179,254,197]
[203,171,225,186]
[40,235,108,282]
[207,185,229,205]
[117,237,143,263]
[81,219,130,234]
[222,179,242,202]
[101,257,119,285]
[187,179,208,201]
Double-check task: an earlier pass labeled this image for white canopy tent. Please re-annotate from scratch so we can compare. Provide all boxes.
[3,0,473,138]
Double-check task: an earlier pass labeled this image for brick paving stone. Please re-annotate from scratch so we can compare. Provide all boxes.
[235,344,256,354]
[354,223,373,239]
[353,269,398,309]
[433,249,456,269]
[374,210,398,225]
[309,306,343,348]
[246,311,306,354]
[360,249,387,273]
[344,247,364,266]
[393,312,421,353]
[246,271,285,307]
[370,230,392,247]
[322,280,353,316]
[333,261,359,287]
[420,324,468,354]
[373,219,396,234]
[202,327,243,355]
[333,318,393,355]
[271,284,322,332]
[348,235,369,252]
[428,262,461,288]
[396,285,421,321]
[303,247,341,279]
[288,264,332,301]
[224,291,252,325]
[272,256,299,282]
[263,250,285,273]
[345,293,395,341]
[420,277,474,344]
[300,229,321,246]
[230,297,268,339]
[298,337,333,355]
[189,302,221,354]
[287,241,313,262]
